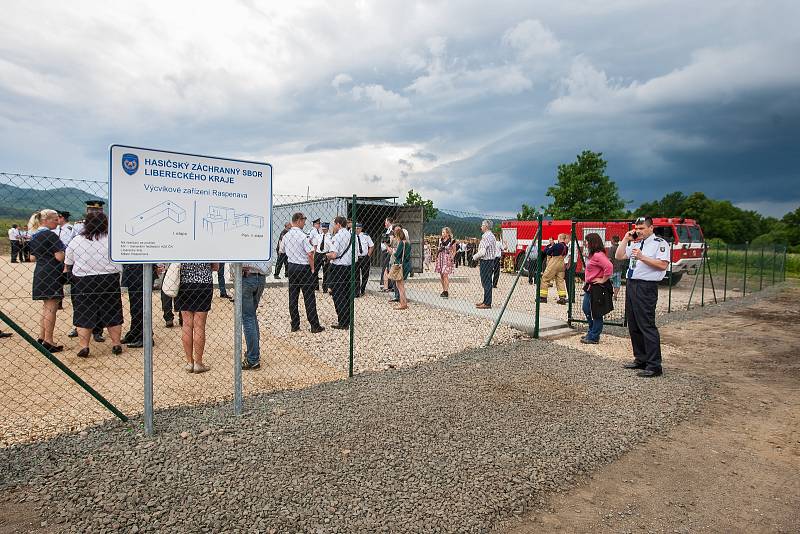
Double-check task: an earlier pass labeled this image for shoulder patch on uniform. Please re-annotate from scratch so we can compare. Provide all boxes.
[660,246,665,252]
[654,237,664,242]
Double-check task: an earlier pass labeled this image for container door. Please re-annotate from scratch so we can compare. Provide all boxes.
[394,205,424,273]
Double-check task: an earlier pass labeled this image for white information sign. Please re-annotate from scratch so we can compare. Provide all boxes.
[109,144,272,263]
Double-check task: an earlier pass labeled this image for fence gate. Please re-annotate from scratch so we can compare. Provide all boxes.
[566,220,629,328]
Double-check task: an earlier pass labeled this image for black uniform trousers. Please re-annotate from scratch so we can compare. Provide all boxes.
[313,253,330,291]
[625,279,662,371]
[160,289,182,325]
[288,263,321,329]
[217,263,228,297]
[328,264,352,327]
[356,256,370,295]
[122,264,155,342]
[10,240,20,262]
[274,253,288,277]
[492,257,501,287]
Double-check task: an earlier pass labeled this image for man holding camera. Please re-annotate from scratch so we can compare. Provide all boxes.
[615,216,670,378]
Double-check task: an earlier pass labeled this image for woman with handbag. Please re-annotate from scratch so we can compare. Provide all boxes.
[389,226,412,310]
[581,233,613,344]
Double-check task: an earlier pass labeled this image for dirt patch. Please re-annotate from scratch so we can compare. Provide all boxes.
[0,487,50,534]
[503,285,800,533]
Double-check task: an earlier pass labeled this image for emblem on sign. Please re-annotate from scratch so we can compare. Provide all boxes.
[122,153,139,175]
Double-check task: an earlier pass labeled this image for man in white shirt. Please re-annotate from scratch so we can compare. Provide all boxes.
[615,216,670,378]
[284,212,324,333]
[315,222,332,293]
[326,216,353,329]
[8,224,20,263]
[55,211,75,248]
[473,220,497,309]
[240,260,270,370]
[355,223,374,297]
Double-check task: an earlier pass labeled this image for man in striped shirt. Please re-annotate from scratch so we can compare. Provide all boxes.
[473,220,497,309]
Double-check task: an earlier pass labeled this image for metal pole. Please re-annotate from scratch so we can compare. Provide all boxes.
[667,242,673,313]
[706,245,718,303]
[743,242,748,295]
[567,221,576,327]
[771,245,777,286]
[783,246,788,282]
[700,245,706,307]
[759,246,765,291]
[143,265,154,436]
[485,227,536,346]
[233,263,243,415]
[533,215,543,338]
[348,195,357,378]
[723,244,729,302]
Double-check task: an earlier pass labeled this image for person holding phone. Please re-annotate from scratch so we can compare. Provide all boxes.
[615,216,670,378]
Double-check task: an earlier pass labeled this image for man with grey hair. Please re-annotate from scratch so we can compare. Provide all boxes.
[473,220,497,309]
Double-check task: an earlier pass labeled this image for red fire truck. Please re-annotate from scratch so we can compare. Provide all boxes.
[500,218,705,285]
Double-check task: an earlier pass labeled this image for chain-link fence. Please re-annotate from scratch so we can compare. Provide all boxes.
[1,172,790,446]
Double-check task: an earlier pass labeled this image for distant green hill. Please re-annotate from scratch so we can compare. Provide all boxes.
[0,183,106,221]
[425,212,486,238]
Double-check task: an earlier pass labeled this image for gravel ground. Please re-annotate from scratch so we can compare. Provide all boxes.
[2,339,707,533]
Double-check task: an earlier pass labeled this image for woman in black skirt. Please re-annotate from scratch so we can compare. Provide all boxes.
[28,209,65,352]
[176,262,218,373]
[64,212,124,357]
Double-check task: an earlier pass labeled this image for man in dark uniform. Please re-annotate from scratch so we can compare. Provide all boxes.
[273,222,291,279]
[615,216,670,378]
[326,216,353,329]
[284,212,324,333]
[355,223,374,296]
[121,264,157,348]
[315,222,332,293]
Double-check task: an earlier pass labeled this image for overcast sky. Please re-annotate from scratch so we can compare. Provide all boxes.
[1,0,798,217]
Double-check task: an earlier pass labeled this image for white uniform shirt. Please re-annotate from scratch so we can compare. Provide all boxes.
[624,234,670,281]
[8,228,19,241]
[357,233,374,257]
[309,226,322,247]
[54,224,75,247]
[284,227,314,265]
[330,228,353,266]
[316,231,332,253]
[65,235,122,277]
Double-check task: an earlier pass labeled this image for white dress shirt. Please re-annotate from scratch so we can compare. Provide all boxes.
[357,233,374,257]
[474,231,497,260]
[330,228,353,266]
[284,227,314,265]
[624,234,670,281]
[8,228,19,241]
[316,231,332,253]
[65,235,122,277]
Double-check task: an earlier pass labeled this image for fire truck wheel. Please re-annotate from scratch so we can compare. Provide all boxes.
[659,272,683,286]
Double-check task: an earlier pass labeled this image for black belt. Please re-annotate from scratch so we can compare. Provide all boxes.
[628,278,657,283]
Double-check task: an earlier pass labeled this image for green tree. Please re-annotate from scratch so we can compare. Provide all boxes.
[516,203,539,220]
[404,189,439,222]
[545,150,626,219]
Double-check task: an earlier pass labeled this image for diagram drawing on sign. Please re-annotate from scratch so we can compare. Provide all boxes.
[125,201,187,236]
[202,205,265,234]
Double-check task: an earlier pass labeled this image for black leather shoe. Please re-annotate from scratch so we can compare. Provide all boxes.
[637,369,663,378]
[290,326,300,332]
[126,340,155,348]
[120,334,133,345]
[93,333,106,343]
[77,347,90,358]
[623,361,646,369]
[0,332,12,339]
[165,320,174,328]
[331,324,349,330]
[310,325,325,334]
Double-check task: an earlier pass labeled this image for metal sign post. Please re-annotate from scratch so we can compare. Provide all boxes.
[143,266,154,436]
[233,263,243,415]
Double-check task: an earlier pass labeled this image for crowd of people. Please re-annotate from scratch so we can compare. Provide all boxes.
[8,200,668,378]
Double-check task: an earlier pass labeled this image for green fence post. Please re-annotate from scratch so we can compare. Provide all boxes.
[348,194,357,378]
[668,242,673,313]
[700,243,706,307]
[771,245,777,286]
[759,245,765,291]
[723,244,728,302]
[567,221,576,326]
[533,215,543,338]
[783,246,788,282]
[743,242,749,295]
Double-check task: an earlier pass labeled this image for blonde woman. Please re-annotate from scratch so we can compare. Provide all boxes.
[435,227,456,298]
[28,210,65,352]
